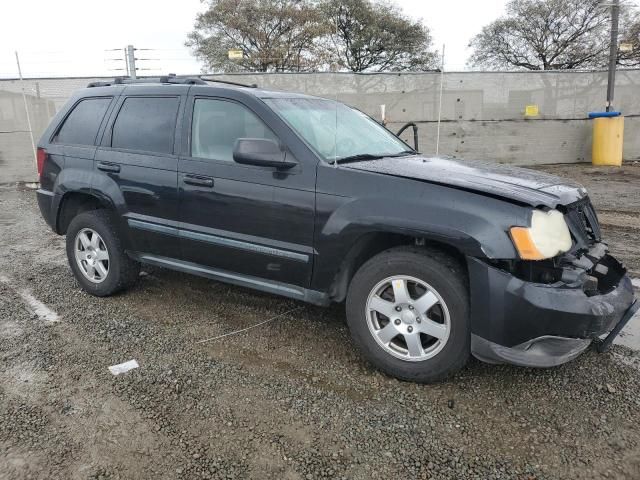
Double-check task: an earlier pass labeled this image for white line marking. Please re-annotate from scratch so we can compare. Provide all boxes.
[18,290,60,323]
[632,278,640,288]
[108,359,139,376]
[0,274,60,323]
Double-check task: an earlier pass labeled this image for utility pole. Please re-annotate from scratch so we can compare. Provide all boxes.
[127,45,137,79]
[124,48,130,77]
[606,0,620,112]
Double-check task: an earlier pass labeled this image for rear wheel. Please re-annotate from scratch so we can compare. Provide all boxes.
[346,246,469,383]
[66,210,140,296]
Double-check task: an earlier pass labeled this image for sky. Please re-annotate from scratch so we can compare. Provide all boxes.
[0,0,508,78]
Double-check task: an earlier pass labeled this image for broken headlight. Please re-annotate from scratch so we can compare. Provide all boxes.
[509,209,572,260]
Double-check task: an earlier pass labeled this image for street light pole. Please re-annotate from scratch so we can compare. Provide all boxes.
[606,0,620,112]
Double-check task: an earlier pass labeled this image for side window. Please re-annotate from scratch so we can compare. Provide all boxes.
[191,99,278,161]
[54,97,111,146]
[111,97,179,154]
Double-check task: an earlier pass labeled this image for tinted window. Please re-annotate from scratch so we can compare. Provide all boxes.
[55,97,111,145]
[191,99,277,161]
[112,97,179,154]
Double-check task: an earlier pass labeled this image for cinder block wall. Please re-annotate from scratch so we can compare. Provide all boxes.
[1,70,638,182]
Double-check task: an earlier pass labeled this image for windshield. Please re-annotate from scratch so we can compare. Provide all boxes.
[264,97,412,162]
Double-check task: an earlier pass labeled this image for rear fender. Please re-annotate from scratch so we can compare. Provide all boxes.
[51,168,131,247]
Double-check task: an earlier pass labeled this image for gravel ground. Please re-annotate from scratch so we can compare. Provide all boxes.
[1,163,639,480]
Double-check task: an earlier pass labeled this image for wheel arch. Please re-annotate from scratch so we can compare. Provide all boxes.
[327,230,468,303]
[56,191,116,235]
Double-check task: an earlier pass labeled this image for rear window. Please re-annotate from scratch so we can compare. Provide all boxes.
[54,97,111,146]
[111,96,180,154]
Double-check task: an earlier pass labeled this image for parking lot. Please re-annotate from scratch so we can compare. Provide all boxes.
[1,163,639,480]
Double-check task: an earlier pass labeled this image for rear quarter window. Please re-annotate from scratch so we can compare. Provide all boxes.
[54,97,111,146]
[111,96,180,154]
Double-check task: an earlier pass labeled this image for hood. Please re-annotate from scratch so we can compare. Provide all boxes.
[342,155,587,208]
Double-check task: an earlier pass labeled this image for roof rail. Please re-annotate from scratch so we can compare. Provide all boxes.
[199,77,258,88]
[87,78,124,87]
[87,75,207,88]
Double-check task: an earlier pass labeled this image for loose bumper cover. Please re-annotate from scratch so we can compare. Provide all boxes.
[467,247,637,368]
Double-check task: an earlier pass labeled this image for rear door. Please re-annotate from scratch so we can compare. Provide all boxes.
[177,94,316,288]
[94,88,184,258]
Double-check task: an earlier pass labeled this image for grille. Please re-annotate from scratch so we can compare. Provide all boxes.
[564,197,601,250]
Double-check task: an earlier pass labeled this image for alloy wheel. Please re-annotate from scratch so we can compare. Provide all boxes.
[74,228,110,283]
[365,275,451,362]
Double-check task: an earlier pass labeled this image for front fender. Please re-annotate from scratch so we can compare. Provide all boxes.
[320,198,491,258]
[312,166,529,292]
[320,192,524,255]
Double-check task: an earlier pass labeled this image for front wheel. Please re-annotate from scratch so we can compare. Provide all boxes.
[346,246,469,383]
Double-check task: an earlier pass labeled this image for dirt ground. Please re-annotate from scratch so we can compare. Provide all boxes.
[1,163,639,480]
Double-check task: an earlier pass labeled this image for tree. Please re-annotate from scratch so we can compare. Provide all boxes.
[186,0,328,73]
[320,0,438,72]
[619,14,640,67]
[469,0,614,70]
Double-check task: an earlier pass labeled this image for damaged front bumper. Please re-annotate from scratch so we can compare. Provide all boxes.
[467,244,636,368]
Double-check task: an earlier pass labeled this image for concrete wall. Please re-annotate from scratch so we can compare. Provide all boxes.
[0,77,104,183]
[1,71,639,182]
[211,71,640,165]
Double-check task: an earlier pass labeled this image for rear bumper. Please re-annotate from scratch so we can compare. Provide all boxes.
[467,254,636,367]
[36,188,56,231]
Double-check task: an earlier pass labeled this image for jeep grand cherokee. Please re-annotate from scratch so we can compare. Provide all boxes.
[36,76,638,383]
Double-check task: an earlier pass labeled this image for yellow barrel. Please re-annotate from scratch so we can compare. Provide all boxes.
[592,115,624,166]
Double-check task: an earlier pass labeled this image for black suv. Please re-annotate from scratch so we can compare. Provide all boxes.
[36,77,637,383]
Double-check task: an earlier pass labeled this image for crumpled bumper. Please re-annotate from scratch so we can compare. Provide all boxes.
[471,334,592,367]
[467,254,636,368]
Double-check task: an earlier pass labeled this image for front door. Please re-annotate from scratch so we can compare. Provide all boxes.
[178,96,316,288]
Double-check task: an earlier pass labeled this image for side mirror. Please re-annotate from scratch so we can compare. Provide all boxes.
[233,138,296,169]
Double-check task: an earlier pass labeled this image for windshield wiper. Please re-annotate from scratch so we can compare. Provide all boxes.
[386,150,417,157]
[331,150,417,165]
[330,153,385,165]
[331,149,418,165]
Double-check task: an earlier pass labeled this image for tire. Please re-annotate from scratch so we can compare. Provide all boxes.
[65,210,140,297]
[346,246,469,383]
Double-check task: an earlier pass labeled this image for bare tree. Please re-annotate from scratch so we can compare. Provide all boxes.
[469,0,615,70]
[619,13,640,67]
[186,0,328,73]
[320,0,439,72]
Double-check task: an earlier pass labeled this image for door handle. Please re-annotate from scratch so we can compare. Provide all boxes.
[184,175,214,187]
[97,162,121,173]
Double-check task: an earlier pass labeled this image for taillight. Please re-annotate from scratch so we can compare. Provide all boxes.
[37,148,47,177]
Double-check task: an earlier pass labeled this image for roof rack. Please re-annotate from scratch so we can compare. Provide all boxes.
[199,77,258,88]
[87,75,207,88]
